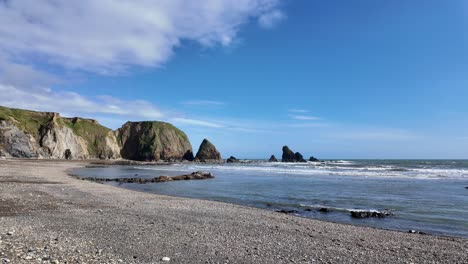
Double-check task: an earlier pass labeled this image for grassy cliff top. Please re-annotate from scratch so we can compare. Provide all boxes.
[121,121,189,142]
[0,106,115,155]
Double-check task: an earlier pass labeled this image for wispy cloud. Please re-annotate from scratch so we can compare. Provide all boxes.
[0,0,284,73]
[289,115,321,121]
[288,109,309,113]
[182,100,225,106]
[258,10,285,29]
[170,118,224,128]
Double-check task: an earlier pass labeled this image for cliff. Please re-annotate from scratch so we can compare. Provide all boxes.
[118,121,193,161]
[195,138,222,162]
[0,106,120,159]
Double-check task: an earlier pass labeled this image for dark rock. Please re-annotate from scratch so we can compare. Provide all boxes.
[294,152,306,162]
[318,207,332,213]
[281,146,297,162]
[304,208,313,212]
[275,209,299,214]
[195,139,222,162]
[309,156,320,162]
[75,171,214,184]
[64,149,72,160]
[226,156,238,163]
[182,150,195,161]
[268,155,278,162]
[465,186,468,189]
[350,210,394,218]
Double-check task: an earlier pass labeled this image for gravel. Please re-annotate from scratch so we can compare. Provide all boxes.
[0,159,467,263]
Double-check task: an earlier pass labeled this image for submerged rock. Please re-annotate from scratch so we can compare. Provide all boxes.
[276,209,299,214]
[268,155,278,162]
[76,171,215,184]
[226,156,238,163]
[350,210,394,218]
[309,156,320,162]
[318,207,332,213]
[195,139,222,162]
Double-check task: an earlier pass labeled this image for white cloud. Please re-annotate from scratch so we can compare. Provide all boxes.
[171,117,225,128]
[0,84,164,122]
[289,115,321,121]
[0,0,283,73]
[288,109,309,113]
[258,9,285,29]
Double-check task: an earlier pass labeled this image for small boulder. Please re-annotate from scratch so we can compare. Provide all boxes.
[309,156,320,162]
[268,155,278,162]
[226,156,238,163]
[318,207,332,213]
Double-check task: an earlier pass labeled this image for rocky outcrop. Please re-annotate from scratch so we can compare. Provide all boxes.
[226,156,238,163]
[75,171,215,183]
[294,152,306,162]
[268,155,278,162]
[195,139,221,162]
[0,120,39,158]
[309,156,320,162]
[281,146,306,162]
[350,210,394,219]
[118,121,193,162]
[0,106,120,159]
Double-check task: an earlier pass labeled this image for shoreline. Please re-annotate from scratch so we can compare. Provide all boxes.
[1,159,467,263]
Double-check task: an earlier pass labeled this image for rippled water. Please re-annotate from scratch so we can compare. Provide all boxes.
[73,160,468,238]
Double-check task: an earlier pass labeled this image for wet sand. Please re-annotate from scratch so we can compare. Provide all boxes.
[0,159,467,263]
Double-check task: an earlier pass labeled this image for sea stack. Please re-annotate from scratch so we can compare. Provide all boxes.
[281,146,306,162]
[269,155,278,162]
[195,138,222,162]
[118,121,193,161]
[226,156,239,163]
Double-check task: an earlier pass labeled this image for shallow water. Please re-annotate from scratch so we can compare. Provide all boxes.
[73,160,468,238]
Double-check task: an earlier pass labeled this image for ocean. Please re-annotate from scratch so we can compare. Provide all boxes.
[72,160,468,238]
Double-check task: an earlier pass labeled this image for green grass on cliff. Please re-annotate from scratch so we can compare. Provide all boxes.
[0,106,52,140]
[61,118,114,156]
[0,105,115,157]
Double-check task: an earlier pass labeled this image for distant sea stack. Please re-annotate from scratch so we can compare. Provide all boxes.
[281,146,311,162]
[0,106,120,159]
[195,138,222,162]
[269,155,278,162]
[118,121,193,162]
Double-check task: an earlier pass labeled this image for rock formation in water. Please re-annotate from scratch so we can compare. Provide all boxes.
[226,156,238,163]
[268,155,278,162]
[0,106,120,159]
[309,156,320,162]
[281,146,315,162]
[118,121,193,162]
[294,152,306,162]
[195,138,222,162]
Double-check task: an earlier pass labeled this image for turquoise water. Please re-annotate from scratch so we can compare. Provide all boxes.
[73,160,468,238]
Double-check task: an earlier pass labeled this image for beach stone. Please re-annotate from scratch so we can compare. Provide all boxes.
[318,208,332,213]
[6,232,13,236]
[162,257,171,261]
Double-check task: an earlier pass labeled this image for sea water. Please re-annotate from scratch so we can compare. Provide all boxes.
[72,160,468,238]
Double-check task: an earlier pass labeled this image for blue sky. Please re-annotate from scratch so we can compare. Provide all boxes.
[0,0,467,159]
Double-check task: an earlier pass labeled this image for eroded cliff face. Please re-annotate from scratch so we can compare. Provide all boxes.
[0,106,121,159]
[118,121,193,161]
